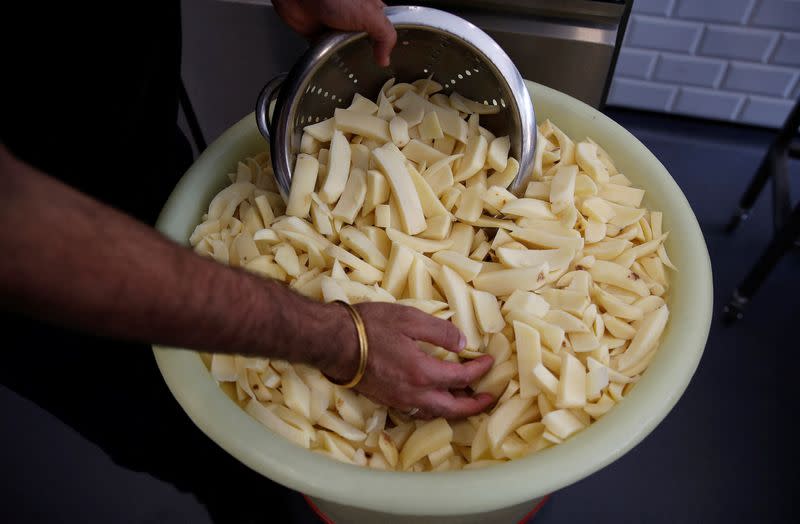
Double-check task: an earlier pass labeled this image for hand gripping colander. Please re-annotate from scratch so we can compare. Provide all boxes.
[256,5,536,198]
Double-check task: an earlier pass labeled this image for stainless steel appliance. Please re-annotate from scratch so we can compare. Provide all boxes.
[387,0,632,108]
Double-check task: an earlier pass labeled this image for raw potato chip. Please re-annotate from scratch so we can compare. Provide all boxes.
[198,79,675,472]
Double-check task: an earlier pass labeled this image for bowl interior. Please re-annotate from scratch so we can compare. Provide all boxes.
[154,80,712,516]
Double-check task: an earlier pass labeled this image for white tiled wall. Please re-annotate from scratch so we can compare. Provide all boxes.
[609,0,799,128]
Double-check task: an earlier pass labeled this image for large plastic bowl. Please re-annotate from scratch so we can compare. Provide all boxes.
[153,80,712,523]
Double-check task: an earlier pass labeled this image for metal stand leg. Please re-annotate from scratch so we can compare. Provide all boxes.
[723,203,800,323]
[725,98,800,233]
[724,150,774,232]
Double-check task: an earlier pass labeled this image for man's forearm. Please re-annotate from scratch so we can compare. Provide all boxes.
[0,146,353,373]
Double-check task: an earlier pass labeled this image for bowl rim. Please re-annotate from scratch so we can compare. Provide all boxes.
[153,80,712,516]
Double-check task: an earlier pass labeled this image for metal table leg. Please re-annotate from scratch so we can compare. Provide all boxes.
[723,202,800,323]
[725,98,800,233]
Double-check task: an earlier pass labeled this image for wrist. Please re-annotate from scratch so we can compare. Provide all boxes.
[303,300,360,382]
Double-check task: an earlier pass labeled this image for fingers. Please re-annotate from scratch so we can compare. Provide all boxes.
[272,0,323,37]
[368,12,397,66]
[421,391,495,419]
[420,354,494,389]
[401,307,466,353]
[341,0,396,66]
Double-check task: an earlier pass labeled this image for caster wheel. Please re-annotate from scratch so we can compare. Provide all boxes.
[722,290,747,324]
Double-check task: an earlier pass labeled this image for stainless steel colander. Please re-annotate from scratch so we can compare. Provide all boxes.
[256,5,536,198]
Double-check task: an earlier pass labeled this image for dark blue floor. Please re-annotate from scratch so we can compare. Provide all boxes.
[1,109,797,523]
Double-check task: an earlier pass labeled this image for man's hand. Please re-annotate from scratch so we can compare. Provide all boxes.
[273,0,397,66]
[1,145,493,420]
[321,302,495,419]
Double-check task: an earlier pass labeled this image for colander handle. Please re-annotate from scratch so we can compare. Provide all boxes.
[255,73,287,142]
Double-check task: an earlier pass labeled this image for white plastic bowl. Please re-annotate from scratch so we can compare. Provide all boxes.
[153,81,712,523]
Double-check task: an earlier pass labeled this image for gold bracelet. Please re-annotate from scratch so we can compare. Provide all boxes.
[326,300,368,389]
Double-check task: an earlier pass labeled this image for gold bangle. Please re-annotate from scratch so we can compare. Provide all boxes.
[327,300,368,389]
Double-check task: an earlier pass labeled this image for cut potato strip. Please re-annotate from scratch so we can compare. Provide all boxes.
[542,409,585,440]
[434,265,482,350]
[400,418,452,470]
[472,360,517,398]
[501,198,556,220]
[532,363,558,398]
[454,135,488,182]
[514,321,542,399]
[470,289,505,334]
[538,288,590,317]
[511,228,583,251]
[331,168,367,224]
[482,185,517,212]
[377,93,396,121]
[381,242,416,297]
[496,246,574,271]
[503,289,550,318]
[348,93,378,115]
[389,116,410,147]
[424,165,455,197]
[317,411,367,441]
[321,276,349,303]
[454,186,485,223]
[319,130,352,204]
[556,352,586,408]
[504,312,565,351]
[420,111,444,140]
[385,227,453,253]
[374,204,391,228]
[589,260,650,297]
[599,183,645,208]
[583,238,631,260]
[544,310,590,333]
[335,108,390,142]
[525,180,551,200]
[324,244,382,284]
[616,305,669,372]
[408,256,433,300]
[406,162,451,218]
[576,142,609,183]
[472,264,549,297]
[432,250,482,282]
[584,393,615,419]
[351,143,370,171]
[371,142,427,235]
[486,157,520,189]
[487,396,534,454]
[339,226,387,269]
[549,165,578,213]
[420,214,453,241]
[487,136,511,172]
[304,118,335,142]
[246,400,311,448]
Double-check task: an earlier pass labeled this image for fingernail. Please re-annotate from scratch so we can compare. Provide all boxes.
[458,332,467,351]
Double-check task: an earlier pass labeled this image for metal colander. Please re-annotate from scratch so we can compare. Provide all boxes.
[256,5,536,197]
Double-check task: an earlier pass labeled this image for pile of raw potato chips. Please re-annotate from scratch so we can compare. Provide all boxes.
[190,77,675,472]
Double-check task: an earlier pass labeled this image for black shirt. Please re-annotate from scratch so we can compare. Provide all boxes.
[3,3,183,223]
[2,5,295,521]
